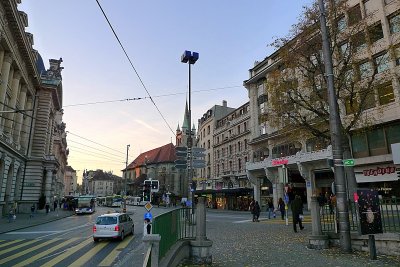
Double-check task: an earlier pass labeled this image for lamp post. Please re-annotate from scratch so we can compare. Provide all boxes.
[318,0,351,252]
[181,50,199,207]
[123,144,130,213]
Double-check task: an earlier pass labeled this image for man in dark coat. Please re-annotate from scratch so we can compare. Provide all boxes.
[291,195,304,232]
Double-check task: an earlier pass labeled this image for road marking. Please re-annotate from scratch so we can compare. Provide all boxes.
[0,239,22,248]
[0,238,60,265]
[232,220,253,223]
[42,237,93,267]
[0,239,37,256]
[5,231,62,234]
[14,238,79,267]
[68,240,108,267]
[98,235,133,266]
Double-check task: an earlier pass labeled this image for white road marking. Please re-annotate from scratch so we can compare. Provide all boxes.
[5,231,62,234]
[232,220,253,223]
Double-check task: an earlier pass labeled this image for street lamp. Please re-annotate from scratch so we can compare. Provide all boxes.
[123,144,130,213]
[181,50,199,207]
[318,0,351,252]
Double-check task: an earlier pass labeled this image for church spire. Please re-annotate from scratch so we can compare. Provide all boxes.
[182,99,190,130]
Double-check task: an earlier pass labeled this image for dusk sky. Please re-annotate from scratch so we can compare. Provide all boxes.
[19,0,313,183]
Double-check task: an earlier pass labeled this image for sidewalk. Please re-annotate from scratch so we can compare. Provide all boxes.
[0,209,75,234]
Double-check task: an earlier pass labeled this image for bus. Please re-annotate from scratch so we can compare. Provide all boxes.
[105,195,123,207]
[96,196,106,207]
[126,196,142,206]
[75,195,96,214]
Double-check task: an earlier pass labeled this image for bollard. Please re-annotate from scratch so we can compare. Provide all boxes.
[368,235,377,260]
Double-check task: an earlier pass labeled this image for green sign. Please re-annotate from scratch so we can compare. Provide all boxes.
[343,159,355,166]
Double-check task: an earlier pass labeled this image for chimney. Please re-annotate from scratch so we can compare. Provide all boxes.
[222,100,227,107]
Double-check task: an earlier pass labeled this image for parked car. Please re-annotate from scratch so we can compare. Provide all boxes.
[93,213,134,242]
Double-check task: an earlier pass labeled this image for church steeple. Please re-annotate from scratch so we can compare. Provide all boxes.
[182,99,190,130]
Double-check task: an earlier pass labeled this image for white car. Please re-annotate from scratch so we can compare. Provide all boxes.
[93,213,134,242]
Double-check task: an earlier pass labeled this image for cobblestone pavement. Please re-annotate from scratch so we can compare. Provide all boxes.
[204,211,399,267]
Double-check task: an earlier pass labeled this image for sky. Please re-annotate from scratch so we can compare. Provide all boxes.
[19,0,313,184]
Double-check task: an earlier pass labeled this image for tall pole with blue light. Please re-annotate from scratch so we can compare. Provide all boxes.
[181,50,199,207]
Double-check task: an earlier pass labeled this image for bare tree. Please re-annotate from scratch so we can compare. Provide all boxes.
[266,0,399,191]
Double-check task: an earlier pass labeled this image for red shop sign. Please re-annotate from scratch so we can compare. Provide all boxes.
[272,159,289,166]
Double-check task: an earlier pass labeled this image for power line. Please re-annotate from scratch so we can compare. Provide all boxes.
[63,85,242,107]
[67,141,124,160]
[95,0,176,137]
[68,144,125,163]
[66,131,125,155]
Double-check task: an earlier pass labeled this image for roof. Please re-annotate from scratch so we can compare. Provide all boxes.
[126,143,176,170]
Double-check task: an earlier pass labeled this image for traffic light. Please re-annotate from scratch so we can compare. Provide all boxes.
[151,180,159,192]
[143,185,151,202]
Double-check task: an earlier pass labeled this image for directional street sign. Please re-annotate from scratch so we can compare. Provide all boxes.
[343,159,355,167]
[174,159,187,165]
[192,159,206,168]
[192,147,206,158]
[175,164,188,169]
[175,146,188,157]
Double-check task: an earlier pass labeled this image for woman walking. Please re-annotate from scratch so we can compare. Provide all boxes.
[278,197,286,220]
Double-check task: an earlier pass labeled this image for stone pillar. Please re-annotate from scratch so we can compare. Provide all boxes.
[190,197,212,265]
[308,196,329,249]
[45,169,53,204]
[5,71,21,136]
[20,96,33,153]
[142,234,161,267]
[0,54,13,126]
[13,86,27,147]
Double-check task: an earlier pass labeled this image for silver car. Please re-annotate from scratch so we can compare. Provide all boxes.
[93,213,134,242]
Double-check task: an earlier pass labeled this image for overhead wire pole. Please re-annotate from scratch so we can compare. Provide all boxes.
[318,0,351,252]
[123,144,130,213]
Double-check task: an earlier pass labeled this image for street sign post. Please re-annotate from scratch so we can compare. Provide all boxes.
[192,147,206,158]
[343,159,355,167]
[192,159,206,168]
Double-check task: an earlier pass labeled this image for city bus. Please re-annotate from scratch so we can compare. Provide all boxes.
[75,195,96,214]
[96,196,106,207]
[105,195,123,207]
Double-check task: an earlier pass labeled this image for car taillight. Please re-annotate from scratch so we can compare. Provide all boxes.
[93,225,97,233]
[114,225,120,232]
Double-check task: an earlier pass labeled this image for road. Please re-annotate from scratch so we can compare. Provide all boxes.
[0,205,168,267]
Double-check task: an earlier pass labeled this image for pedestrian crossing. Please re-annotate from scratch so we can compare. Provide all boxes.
[261,215,312,224]
[0,235,134,267]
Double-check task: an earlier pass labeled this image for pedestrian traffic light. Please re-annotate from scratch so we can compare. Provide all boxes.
[151,180,159,192]
[143,186,151,202]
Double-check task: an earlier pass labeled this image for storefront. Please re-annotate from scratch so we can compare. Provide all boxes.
[355,163,400,197]
[194,188,253,210]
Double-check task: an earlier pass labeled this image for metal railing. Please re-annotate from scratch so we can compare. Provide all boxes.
[320,197,400,234]
[152,207,196,259]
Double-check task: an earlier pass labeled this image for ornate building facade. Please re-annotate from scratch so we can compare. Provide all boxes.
[0,1,68,215]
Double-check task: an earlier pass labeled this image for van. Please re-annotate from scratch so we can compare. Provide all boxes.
[132,197,142,206]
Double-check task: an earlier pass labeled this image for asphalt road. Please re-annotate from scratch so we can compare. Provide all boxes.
[0,205,171,267]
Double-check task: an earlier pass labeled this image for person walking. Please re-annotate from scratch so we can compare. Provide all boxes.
[249,199,255,222]
[8,207,15,223]
[45,203,50,214]
[278,197,286,220]
[30,204,35,218]
[291,195,304,232]
[267,199,275,219]
[254,201,261,222]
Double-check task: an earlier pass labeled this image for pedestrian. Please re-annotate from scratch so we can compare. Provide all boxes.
[143,218,152,236]
[249,199,255,222]
[317,192,326,215]
[330,194,337,214]
[254,201,261,222]
[45,203,50,214]
[267,199,275,219]
[278,197,286,220]
[30,204,35,218]
[291,195,304,232]
[8,207,15,223]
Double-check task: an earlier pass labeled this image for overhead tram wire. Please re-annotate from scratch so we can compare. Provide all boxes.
[66,131,125,155]
[63,85,242,108]
[67,142,125,160]
[68,145,124,163]
[95,0,175,137]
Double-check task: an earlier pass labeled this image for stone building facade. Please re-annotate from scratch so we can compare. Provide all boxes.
[244,0,400,209]
[0,1,68,215]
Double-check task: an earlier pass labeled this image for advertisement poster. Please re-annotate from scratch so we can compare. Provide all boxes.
[357,189,383,235]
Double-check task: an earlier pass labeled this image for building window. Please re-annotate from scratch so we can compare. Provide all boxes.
[360,89,376,110]
[345,96,359,114]
[387,123,400,147]
[389,12,400,34]
[337,16,346,33]
[378,82,395,105]
[368,23,384,43]
[207,140,210,149]
[358,60,372,79]
[374,52,390,73]
[395,47,400,65]
[207,125,210,135]
[238,141,241,152]
[351,133,368,157]
[244,139,247,150]
[348,4,362,26]
[367,128,387,156]
[352,31,367,52]
[237,125,241,134]
[244,122,247,131]
[340,42,349,58]
[238,158,242,172]
[229,145,232,155]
